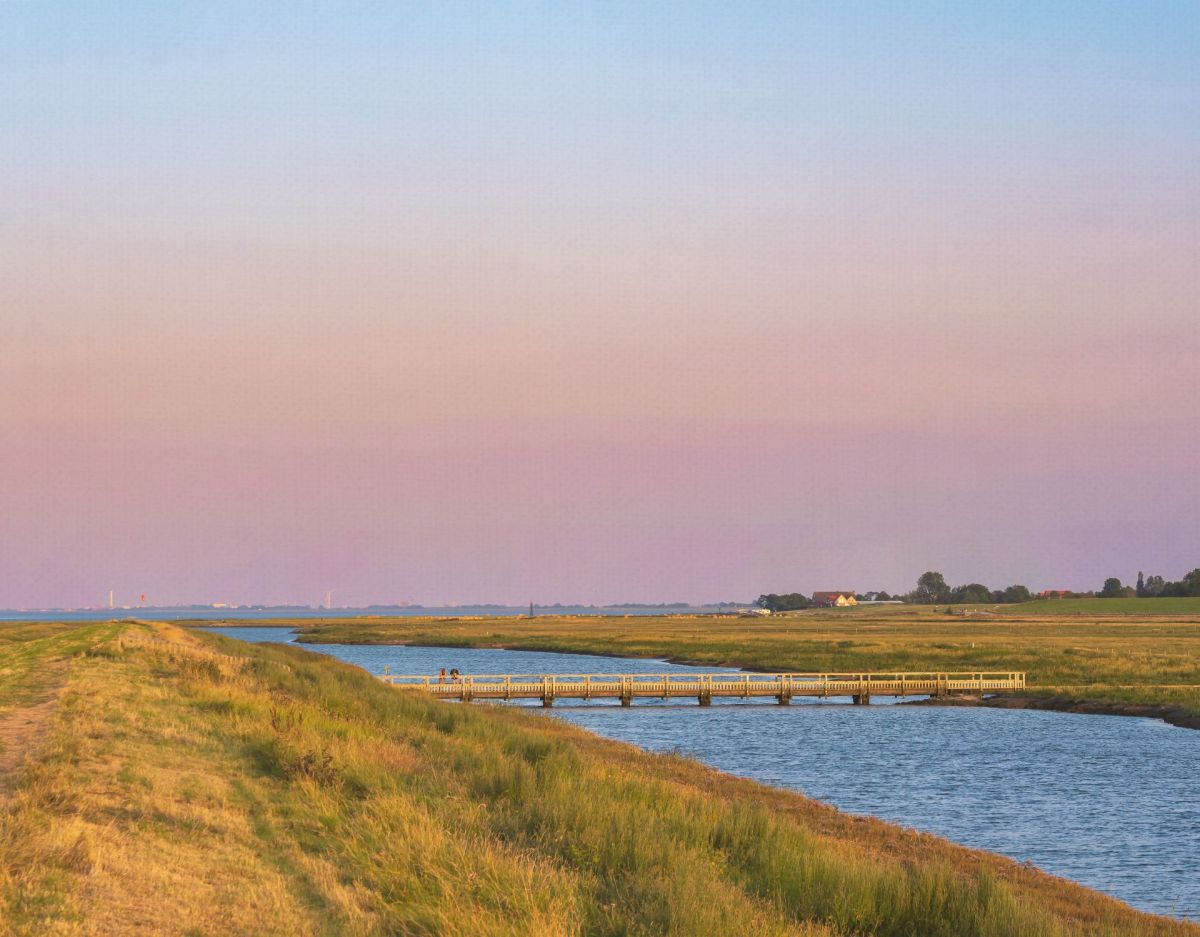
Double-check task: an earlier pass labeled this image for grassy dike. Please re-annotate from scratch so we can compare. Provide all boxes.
[293,607,1200,727]
[0,622,1196,936]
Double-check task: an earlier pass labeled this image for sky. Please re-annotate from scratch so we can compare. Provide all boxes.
[2,2,1198,608]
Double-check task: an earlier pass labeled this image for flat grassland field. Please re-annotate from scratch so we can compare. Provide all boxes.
[292,600,1200,718]
[1,620,1197,936]
[996,597,1200,616]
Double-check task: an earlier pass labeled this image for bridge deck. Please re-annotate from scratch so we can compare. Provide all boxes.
[379,671,1026,705]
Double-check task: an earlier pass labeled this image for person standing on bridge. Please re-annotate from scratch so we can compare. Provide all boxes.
[450,668,460,682]
[438,668,447,684]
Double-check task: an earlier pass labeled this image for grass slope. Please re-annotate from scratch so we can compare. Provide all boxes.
[1,622,1194,935]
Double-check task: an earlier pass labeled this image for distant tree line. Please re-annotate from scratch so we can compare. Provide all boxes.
[754,567,1200,612]
[1101,569,1200,599]
[902,571,1031,605]
[754,590,899,611]
[754,593,812,612]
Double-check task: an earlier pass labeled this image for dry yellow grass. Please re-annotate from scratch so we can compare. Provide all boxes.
[1,625,323,935]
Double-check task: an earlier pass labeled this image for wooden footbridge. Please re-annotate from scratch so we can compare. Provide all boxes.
[380,671,1026,706]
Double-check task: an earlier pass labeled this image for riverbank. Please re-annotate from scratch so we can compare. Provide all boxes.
[288,610,1200,729]
[2,621,1194,935]
[927,693,1200,731]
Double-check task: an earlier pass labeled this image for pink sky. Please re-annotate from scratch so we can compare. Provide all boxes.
[2,3,1198,607]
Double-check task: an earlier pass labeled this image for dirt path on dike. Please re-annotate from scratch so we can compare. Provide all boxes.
[0,661,68,801]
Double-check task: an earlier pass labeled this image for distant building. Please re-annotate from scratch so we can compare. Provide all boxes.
[1039,590,1073,599]
[812,591,857,607]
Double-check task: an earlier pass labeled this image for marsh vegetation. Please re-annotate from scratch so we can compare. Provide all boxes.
[294,603,1200,722]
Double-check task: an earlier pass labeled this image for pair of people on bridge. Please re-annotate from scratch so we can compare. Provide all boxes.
[437,667,461,684]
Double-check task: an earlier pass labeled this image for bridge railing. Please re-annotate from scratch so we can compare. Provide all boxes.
[380,671,1026,693]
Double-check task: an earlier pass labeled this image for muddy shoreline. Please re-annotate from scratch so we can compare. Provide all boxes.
[906,693,1200,731]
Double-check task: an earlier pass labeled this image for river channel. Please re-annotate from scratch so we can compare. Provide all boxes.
[210,626,1199,920]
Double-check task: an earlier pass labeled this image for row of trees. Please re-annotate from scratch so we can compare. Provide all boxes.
[756,574,1032,610]
[906,571,1031,605]
[754,593,812,612]
[756,567,1200,611]
[755,590,901,611]
[891,568,1199,603]
[1100,569,1200,598]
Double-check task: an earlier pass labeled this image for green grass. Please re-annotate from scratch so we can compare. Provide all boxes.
[1,622,1194,935]
[0,621,121,713]
[996,597,1200,616]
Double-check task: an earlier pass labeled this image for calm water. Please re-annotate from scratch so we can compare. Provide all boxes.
[212,626,1199,920]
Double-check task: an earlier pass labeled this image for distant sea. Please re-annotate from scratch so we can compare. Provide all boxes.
[0,605,737,623]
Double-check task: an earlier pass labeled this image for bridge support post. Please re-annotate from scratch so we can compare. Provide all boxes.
[777,693,791,705]
[852,693,871,705]
[542,696,554,708]
[698,693,712,706]
[620,695,632,707]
